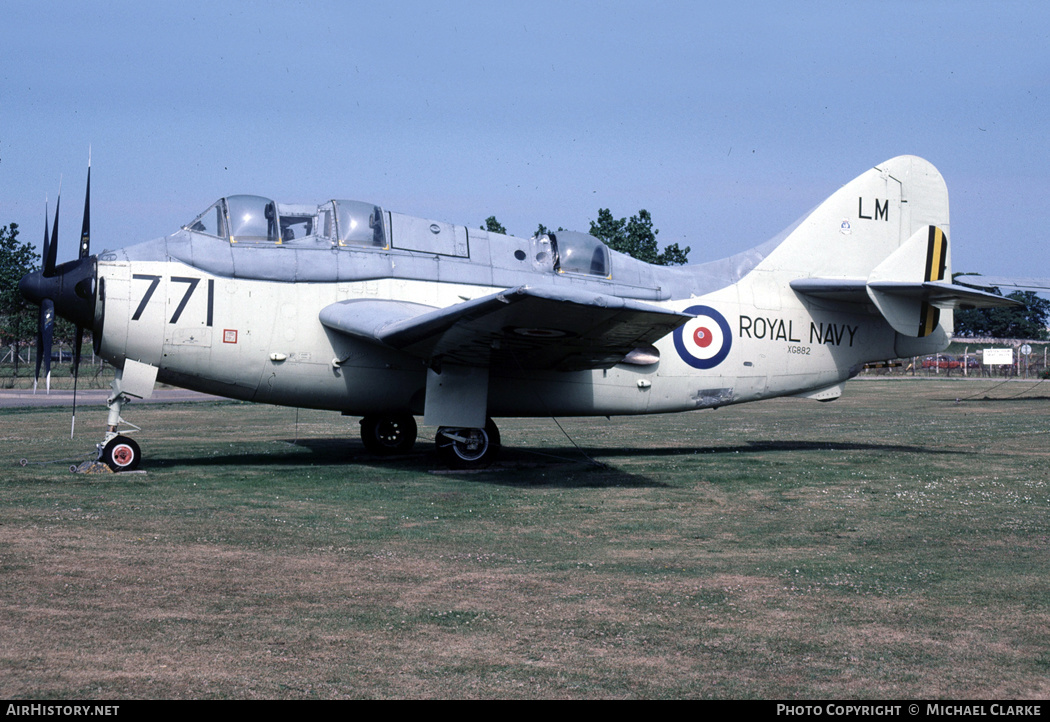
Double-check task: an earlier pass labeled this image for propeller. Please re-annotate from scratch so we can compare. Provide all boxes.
[70,160,91,437]
[22,158,97,440]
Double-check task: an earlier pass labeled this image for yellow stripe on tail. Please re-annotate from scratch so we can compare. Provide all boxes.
[918,226,947,336]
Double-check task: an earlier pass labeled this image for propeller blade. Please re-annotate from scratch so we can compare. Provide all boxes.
[71,159,91,434]
[40,299,55,395]
[73,326,84,375]
[34,323,43,394]
[79,163,90,258]
[41,198,51,277]
[71,324,85,438]
[34,203,50,392]
[44,193,59,277]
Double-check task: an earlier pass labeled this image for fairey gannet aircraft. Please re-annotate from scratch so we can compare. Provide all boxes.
[19,155,1014,471]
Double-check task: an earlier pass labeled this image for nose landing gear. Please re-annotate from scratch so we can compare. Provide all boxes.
[96,382,142,472]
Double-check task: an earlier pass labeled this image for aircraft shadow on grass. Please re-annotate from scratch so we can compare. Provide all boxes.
[725,440,962,455]
[142,439,659,488]
[954,395,1050,403]
[140,436,962,488]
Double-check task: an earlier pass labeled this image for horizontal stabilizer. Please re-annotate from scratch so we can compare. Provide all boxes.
[320,286,693,371]
[791,278,1016,309]
[867,281,1020,310]
[955,275,1050,292]
[791,226,1019,337]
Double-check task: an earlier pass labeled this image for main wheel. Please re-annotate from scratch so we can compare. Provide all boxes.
[100,435,141,472]
[436,418,501,468]
[360,414,417,455]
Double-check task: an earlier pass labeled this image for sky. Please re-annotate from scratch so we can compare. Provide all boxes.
[2,0,1049,279]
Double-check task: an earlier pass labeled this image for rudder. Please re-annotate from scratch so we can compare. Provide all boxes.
[753,155,950,280]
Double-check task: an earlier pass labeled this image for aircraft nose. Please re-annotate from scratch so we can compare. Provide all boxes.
[18,269,50,306]
[19,256,98,330]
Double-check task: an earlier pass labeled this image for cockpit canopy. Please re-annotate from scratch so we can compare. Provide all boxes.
[542,231,610,278]
[184,196,616,280]
[185,195,387,248]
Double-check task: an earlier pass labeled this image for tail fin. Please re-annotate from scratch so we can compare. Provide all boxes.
[757,155,950,280]
[760,156,1014,353]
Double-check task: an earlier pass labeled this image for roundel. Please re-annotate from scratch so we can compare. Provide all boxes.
[673,305,732,369]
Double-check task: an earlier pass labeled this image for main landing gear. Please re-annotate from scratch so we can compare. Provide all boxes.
[436,418,501,469]
[357,413,501,468]
[359,413,418,455]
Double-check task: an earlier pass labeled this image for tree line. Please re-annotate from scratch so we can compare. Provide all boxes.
[484,207,691,266]
[0,223,48,373]
[953,288,1049,340]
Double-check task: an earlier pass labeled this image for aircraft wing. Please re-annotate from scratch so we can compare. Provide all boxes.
[319,285,692,371]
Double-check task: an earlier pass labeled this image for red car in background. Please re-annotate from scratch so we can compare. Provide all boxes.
[921,355,980,369]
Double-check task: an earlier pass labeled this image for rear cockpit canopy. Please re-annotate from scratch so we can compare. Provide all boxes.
[184,196,387,248]
[542,231,610,278]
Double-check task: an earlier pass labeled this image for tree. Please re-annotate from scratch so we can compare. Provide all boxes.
[0,223,40,373]
[588,208,690,266]
[482,216,507,235]
[535,223,569,238]
[953,280,1050,340]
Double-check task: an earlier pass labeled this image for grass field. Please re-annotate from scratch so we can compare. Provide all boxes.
[1,378,1048,699]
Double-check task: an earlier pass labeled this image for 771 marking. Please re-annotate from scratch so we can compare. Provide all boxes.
[132,274,214,326]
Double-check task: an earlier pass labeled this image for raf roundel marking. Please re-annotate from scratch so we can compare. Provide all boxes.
[674,305,732,369]
[693,327,713,348]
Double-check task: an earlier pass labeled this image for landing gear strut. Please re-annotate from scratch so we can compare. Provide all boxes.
[360,413,418,455]
[97,383,142,472]
[436,418,501,468]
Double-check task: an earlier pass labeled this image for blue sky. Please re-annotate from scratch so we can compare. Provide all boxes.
[3,1,1048,278]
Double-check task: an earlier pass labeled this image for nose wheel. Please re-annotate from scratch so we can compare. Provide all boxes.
[99,435,141,472]
[436,418,501,468]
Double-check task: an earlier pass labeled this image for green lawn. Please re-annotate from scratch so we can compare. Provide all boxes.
[1,378,1047,699]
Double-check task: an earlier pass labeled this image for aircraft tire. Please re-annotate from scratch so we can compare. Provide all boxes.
[436,418,501,469]
[100,435,141,472]
[360,414,417,455]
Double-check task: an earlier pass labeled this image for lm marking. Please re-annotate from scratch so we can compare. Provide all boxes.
[858,197,889,221]
[132,274,215,326]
